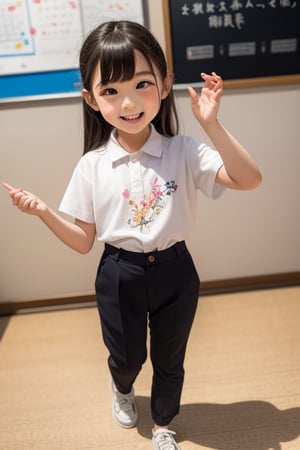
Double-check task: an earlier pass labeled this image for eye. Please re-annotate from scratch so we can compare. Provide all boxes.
[101,87,117,96]
[137,80,153,89]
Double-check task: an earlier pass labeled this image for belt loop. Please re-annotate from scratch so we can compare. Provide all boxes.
[115,249,120,262]
[174,241,186,256]
[112,247,121,262]
[105,243,120,261]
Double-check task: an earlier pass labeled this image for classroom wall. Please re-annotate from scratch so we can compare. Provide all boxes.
[1,0,299,302]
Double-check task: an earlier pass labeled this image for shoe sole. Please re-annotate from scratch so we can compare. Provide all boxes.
[112,410,138,429]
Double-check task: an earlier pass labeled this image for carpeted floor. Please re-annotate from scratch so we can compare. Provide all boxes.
[1,286,300,449]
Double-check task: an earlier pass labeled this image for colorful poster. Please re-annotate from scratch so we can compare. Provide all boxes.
[0,0,145,76]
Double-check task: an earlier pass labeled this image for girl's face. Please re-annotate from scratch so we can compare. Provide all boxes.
[83,50,172,149]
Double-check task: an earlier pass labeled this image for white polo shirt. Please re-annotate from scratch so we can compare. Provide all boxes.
[59,126,225,252]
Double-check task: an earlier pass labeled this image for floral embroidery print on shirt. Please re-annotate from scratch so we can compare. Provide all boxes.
[122,177,178,230]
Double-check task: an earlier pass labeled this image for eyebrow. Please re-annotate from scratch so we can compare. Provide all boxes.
[94,70,156,89]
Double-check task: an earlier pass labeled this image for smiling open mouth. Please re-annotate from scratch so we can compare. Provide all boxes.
[121,113,144,122]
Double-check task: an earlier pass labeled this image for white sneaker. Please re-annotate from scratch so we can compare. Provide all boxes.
[152,429,181,450]
[111,381,138,428]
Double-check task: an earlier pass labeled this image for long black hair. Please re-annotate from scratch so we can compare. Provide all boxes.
[79,20,179,154]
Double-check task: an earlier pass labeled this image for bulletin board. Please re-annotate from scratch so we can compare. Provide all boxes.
[0,0,147,102]
[162,0,300,88]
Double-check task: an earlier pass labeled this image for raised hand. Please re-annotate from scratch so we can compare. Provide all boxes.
[2,181,46,216]
[188,72,223,126]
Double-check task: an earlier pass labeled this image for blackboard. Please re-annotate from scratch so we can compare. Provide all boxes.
[163,0,300,88]
[0,0,147,103]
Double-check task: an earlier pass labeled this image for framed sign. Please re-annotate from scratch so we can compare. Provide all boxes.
[162,0,300,88]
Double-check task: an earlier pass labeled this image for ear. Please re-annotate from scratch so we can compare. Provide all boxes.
[81,89,99,111]
[161,72,174,100]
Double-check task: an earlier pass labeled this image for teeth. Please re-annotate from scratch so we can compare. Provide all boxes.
[124,113,141,120]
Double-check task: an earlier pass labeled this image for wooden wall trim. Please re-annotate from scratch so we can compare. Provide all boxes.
[1,272,299,316]
[199,272,300,295]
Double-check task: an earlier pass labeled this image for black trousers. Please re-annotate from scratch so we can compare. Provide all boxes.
[95,241,200,426]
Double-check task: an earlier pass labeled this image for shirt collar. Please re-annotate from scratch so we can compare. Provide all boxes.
[109,125,163,164]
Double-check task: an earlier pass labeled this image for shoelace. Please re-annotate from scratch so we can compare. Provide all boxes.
[115,391,135,414]
[154,430,178,450]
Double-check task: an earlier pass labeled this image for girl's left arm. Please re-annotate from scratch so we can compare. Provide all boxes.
[188,72,262,190]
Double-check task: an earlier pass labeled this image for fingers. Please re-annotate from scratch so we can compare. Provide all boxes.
[2,181,25,204]
[201,71,221,81]
[188,71,223,99]
[11,190,27,207]
[3,181,33,209]
[3,181,42,215]
[201,72,223,91]
[2,181,31,198]
[21,196,38,211]
[14,191,36,208]
[2,181,15,191]
[187,86,198,104]
[14,193,39,213]
[2,181,25,197]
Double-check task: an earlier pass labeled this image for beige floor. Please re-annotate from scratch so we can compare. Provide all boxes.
[1,286,300,450]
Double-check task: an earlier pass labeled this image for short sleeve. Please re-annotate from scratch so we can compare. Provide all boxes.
[189,140,226,199]
[59,162,95,223]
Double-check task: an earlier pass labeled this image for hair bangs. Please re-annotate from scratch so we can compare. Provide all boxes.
[99,38,136,85]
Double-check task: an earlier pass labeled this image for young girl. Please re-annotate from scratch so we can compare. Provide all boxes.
[3,20,261,450]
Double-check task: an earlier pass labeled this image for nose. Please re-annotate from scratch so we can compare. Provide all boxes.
[121,94,137,110]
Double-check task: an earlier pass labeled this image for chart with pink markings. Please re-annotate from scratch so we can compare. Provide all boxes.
[81,0,145,35]
[0,1,35,57]
[0,0,145,76]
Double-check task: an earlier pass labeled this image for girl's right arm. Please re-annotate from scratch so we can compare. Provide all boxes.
[2,182,96,254]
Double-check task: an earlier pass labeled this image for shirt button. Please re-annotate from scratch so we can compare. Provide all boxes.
[148,255,155,263]
[133,180,141,188]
